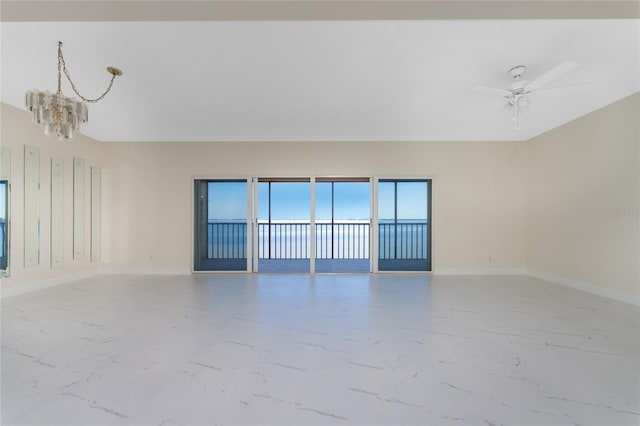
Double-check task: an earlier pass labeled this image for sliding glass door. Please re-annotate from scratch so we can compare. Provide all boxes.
[0,180,7,272]
[256,179,311,272]
[315,179,370,272]
[193,177,432,273]
[194,180,249,271]
[378,179,431,271]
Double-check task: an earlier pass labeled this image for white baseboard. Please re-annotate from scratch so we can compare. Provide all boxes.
[101,267,191,276]
[528,270,640,306]
[3,267,637,307]
[434,268,527,275]
[0,269,101,299]
[0,267,191,298]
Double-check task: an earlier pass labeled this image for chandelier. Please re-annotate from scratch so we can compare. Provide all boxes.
[25,41,122,140]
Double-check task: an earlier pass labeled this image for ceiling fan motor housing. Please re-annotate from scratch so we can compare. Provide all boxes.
[509,65,526,79]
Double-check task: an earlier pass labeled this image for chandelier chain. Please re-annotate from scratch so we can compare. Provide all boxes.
[57,41,117,103]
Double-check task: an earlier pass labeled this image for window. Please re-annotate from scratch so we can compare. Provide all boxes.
[257,179,311,272]
[315,179,370,272]
[192,177,432,273]
[194,180,249,271]
[0,180,8,272]
[378,179,431,271]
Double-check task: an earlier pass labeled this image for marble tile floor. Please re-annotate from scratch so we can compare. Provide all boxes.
[1,274,638,426]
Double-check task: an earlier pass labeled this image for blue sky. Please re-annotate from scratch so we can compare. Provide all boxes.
[315,182,370,221]
[379,181,428,221]
[258,182,310,220]
[207,180,427,221]
[208,181,247,220]
[258,182,371,220]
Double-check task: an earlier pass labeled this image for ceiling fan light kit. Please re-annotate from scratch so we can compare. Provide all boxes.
[25,41,123,141]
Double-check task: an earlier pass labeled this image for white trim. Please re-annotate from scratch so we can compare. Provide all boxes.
[371,177,378,273]
[527,269,640,306]
[429,176,435,273]
[102,267,191,276]
[247,178,254,273]
[4,267,637,307]
[252,177,259,272]
[434,268,527,275]
[309,177,316,273]
[0,269,100,299]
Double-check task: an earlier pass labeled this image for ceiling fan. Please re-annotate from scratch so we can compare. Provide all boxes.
[472,60,591,129]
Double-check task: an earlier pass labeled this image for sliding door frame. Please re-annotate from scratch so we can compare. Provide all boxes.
[190,176,254,274]
[314,176,373,273]
[252,176,313,273]
[373,176,433,273]
[191,175,433,274]
[372,177,379,273]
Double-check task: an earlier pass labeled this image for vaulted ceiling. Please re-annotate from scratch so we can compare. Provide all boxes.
[2,1,639,142]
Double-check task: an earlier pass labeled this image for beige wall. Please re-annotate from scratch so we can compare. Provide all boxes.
[5,93,638,302]
[1,101,528,285]
[0,103,111,289]
[526,93,640,298]
[106,140,527,272]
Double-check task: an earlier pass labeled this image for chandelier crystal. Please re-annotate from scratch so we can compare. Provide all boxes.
[25,41,122,141]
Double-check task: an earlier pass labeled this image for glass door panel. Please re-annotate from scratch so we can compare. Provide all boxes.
[194,180,248,271]
[315,179,370,272]
[257,179,310,272]
[0,180,8,272]
[378,179,431,271]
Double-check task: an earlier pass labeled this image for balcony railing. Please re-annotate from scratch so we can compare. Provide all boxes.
[206,221,428,262]
[316,223,369,259]
[207,222,247,259]
[378,222,428,260]
[0,219,6,270]
[258,223,310,259]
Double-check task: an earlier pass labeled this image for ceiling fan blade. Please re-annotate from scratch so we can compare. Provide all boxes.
[460,99,506,118]
[531,82,592,97]
[472,86,511,97]
[499,102,513,117]
[528,60,579,89]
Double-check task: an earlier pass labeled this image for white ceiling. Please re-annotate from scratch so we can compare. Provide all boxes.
[2,19,639,142]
